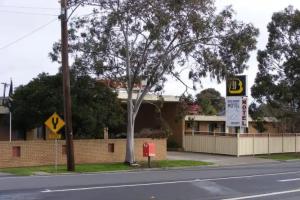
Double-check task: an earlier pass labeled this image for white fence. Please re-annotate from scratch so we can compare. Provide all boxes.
[183,133,300,156]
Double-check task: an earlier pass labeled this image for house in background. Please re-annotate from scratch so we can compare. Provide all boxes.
[0,97,25,141]
[0,91,282,151]
[0,91,185,143]
[117,92,184,145]
[118,92,281,149]
[0,97,42,141]
[99,80,186,144]
[184,115,280,135]
[27,93,185,142]
[0,97,10,140]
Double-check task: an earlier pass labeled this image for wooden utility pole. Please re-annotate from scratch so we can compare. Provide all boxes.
[60,0,75,171]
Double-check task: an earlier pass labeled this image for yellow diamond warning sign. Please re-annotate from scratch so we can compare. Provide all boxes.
[45,113,65,133]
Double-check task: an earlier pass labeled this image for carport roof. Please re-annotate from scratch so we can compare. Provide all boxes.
[185,115,226,122]
[185,115,278,122]
[118,92,180,102]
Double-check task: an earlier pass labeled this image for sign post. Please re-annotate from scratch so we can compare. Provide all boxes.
[55,138,58,172]
[45,113,65,172]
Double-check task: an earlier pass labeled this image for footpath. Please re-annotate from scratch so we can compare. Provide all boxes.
[167,151,279,166]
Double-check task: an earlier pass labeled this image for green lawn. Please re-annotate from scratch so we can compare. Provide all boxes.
[257,153,300,161]
[140,160,212,168]
[0,160,212,176]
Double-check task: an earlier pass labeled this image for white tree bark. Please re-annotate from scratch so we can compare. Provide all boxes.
[125,96,135,164]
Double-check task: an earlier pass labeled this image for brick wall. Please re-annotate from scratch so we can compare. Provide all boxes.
[162,103,184,147]
[0,138,166,168]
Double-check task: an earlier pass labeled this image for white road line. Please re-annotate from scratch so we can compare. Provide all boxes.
[222,188,300,200]
[41,179,201,193]
[278,178,300,182]
[41,170,300,193]
[0,170,153,180]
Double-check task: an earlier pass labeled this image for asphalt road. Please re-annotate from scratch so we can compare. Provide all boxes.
[2,162,300,200]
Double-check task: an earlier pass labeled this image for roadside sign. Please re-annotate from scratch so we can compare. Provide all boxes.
[226,75,247,96]
[226,97,241,127]
[44,112,65,133]
[226,96,248,128]
[48,132,62,140]
[241,97,248,128]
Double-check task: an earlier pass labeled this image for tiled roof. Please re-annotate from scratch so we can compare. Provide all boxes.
[118,92,180,102]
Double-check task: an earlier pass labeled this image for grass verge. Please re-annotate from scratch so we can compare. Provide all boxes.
[257,153,300,161]
[139,160,212,168]
[0,160,212,176]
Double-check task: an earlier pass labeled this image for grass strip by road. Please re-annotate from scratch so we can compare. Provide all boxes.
[0,160,212,176]
[257,153,300,161]
[139,160,211,168]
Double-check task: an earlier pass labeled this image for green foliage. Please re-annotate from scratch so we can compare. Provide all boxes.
[12,73,63,132]
[176,94,195,121]
[249,103,267,133]
[51,0,258,89]
[257,153,300,161]
[0,163,132,176]
[11,72,124,138]
[196,88,225,115]
[153,160,212,168]
[51,0,258,163]
[251,6,300,132]
[0,160,211,176]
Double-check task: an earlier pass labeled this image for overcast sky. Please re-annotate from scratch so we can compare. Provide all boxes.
[0,0,300,100]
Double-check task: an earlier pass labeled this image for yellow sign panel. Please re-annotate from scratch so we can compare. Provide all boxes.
[45,112,65,133]
[48,132,62,140]
[228,78,244,94]
[226,75,247,96]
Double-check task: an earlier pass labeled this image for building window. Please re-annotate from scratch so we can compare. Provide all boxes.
[186,121,199,130]
[108,143,115,153]
[186,121,193,129]
[37,126,45,139]
[12,146,21,157]
[194,122,199,132]
[235,127,240,133]
[220,123,226,133]
[209,123,215,133]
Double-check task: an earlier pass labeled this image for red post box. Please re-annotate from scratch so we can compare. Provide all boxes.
[143,142,156,157]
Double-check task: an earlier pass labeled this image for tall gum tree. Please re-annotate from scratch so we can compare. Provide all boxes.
[251,6,300,133]
[51,0,258,164]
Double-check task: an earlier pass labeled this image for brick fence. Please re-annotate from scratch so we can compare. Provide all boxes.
[0,138,166,168]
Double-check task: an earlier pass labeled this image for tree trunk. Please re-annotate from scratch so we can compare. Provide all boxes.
[125,98,135,164]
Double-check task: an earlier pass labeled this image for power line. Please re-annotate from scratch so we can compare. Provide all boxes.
[0,18,57,50]
[0,10,58,16]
